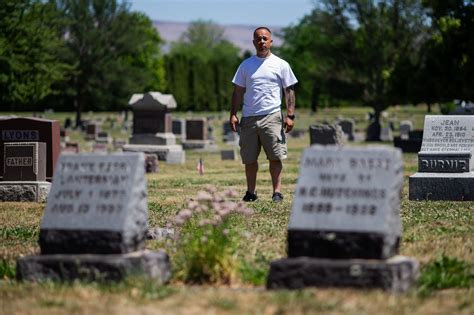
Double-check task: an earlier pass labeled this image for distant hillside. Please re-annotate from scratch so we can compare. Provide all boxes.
[153,20,283,53]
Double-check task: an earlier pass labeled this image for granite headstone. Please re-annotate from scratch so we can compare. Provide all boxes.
[17,153,171,282]
[409,115,474,201]
[267,146,419,291]
[0,117,60,181]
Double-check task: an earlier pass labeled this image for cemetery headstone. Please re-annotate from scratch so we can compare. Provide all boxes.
[92,142,108,153]
[309,124,344,145]
[409,115,474,201]
[3,142,46,181]
[399,120,413,140]
[62,142,80,154]
[220,149,238,161]
[17,153,171,282]
[0,117,60,181]
[124,92,184,163]
[185,118,207,141]
[267,145,419,291]
[380,125,393,141]
[338,119,355,141]
[145,154,159,173]
[85,122,99,140]
[172,118,186,141]
[182,118,217,150]
[95,131,111,144]
[0,142,51,202]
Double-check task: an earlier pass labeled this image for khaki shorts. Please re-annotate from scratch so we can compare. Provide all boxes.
[239,111,287,164]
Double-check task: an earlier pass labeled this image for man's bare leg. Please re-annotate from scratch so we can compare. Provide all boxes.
[269,160,282,193]
[245,162,258,193]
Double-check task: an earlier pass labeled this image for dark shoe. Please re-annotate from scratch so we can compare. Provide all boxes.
[272,192,284,202]
[242,191,258,202]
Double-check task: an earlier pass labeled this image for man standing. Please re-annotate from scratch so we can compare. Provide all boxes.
[230,26,298,202]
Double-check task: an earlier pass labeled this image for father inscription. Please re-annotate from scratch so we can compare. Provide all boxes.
[3,142,46,181]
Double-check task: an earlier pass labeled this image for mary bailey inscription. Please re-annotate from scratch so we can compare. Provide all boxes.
[289,146,402,236]
[39,153,147,254]
[267,145,419,292]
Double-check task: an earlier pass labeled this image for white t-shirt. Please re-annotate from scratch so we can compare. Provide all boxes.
[232,54,298,117]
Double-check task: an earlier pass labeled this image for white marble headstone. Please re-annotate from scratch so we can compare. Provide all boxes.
[289,146,403,235]
[420,115,474,154]
[39,152,147,254]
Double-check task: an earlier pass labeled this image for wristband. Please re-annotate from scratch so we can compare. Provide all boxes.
[287,114,295,120]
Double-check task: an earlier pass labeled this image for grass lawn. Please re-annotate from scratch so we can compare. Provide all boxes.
[1,105,473,314]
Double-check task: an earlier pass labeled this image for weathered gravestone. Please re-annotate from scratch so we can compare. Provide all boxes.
[145,154,159,173]
[17,153,171,282]
[380,125,394,141]
[409,115,474,201]
[267,146,419,292]
[172,118,186,141]
[0,117,60,181]
[0,142,51,202]
[399,120,413,140]
[220,149,238,161]
[337,119,355,141]
[182,118,217,150]
[85,122,99,140]
[95,131,111,144]
[309,124,344,146]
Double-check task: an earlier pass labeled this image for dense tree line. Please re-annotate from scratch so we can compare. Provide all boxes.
[278,0,473,120]
[0,0,472,121]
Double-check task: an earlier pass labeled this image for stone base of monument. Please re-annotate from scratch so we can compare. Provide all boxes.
[122,144,185,164]
[409,172,474,201]
[267,255,419,292]
[130,133,176,146]
[182,140,218,151]
[17,250,171,283]
[0,181,51,202]
[288,230,399,260]
[393,137,422,153]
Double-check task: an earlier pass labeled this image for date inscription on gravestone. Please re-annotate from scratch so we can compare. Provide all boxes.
[418,116,474,172]
[289,146,403,235]
[39,153,147,254]
[3,142,46,181]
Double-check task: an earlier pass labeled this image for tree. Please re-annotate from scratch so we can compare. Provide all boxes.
[166,20,240,111]
[280,1,427,139]
[51,0,165,126]
[0,0,72,110]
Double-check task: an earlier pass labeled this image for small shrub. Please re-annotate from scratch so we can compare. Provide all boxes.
[0,259,16,279]
[172,185,253,284]
[418,255,474,296]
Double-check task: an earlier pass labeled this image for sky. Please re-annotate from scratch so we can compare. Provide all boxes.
[126,0,315,27]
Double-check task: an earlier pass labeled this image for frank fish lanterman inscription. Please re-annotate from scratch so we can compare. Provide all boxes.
[39,153,147,254]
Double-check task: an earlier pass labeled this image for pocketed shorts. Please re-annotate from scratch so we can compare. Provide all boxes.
[239,111,287,164]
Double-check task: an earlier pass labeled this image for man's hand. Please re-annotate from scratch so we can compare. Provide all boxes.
[229,114,239,132]
[284,116,294,133]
